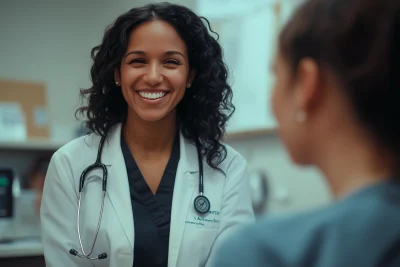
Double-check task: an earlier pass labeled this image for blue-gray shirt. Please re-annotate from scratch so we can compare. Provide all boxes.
[210,182,400,267]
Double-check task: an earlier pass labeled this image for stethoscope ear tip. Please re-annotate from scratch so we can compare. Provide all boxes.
[98,253,108,259]
[69,249,78,256]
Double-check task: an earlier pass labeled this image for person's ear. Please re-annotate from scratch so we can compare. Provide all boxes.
[293,58,321,114]
[187,69,196,88]
[114,69,121,86]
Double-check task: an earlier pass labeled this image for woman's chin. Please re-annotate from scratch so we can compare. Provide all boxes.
[136,110,175,123]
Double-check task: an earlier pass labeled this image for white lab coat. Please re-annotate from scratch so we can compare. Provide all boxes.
[40,123,254,267]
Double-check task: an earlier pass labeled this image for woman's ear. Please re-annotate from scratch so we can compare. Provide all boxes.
[114,69,121,86]
[187,69,196,88]
[294,58,321,112]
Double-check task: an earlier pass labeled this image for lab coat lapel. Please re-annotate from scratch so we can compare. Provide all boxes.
[168,133,198,267]
[101,124,134,250]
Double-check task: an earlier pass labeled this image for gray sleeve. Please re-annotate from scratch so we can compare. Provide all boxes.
[208,208,333,267]
[208,230,283,267]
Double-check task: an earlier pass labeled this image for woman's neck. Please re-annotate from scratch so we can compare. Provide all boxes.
[314,125,394,199]
[123,111,177,155]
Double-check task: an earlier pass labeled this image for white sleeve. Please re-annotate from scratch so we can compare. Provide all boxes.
[206,154,255,266]
[40,152,94,267]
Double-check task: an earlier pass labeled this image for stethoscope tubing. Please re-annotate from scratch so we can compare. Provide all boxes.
[70,134,209,260]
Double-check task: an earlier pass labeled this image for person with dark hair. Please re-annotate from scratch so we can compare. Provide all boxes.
[40,2,254,267]
[210,0,400,266]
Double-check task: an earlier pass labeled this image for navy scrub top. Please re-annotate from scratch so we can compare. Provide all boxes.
[121,133,180,267]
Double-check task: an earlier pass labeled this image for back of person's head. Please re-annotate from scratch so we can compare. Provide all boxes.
[273,0,400,166]
[77,2,234,170]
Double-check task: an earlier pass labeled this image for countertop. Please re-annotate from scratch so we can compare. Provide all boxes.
[0,238,43,258]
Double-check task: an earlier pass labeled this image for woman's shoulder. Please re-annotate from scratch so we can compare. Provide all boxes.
[212,206,341,267]
[217,141,247,172]
[215,183,400,267]
[53,132,100,160]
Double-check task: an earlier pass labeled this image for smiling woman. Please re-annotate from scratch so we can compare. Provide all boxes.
[40,2,255,267]
[76,4,235,172]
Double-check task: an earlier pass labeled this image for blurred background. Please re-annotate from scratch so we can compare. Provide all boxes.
[0,0,331,265]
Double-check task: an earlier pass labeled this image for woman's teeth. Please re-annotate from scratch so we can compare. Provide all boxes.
[138,92,166,100]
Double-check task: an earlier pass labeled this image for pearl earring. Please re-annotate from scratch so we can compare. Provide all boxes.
[187,83,191,88]
[296,110,307,123]
[115,81,119,86]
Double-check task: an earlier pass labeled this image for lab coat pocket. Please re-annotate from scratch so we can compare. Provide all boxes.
[115,252,133,267]
[198,228,219,267]
[178,228,219,267]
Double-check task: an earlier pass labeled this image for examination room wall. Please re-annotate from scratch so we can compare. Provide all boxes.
[0,0,332,222]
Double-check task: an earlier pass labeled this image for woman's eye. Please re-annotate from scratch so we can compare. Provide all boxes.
[165,60,180,65]
[129,59,146,64]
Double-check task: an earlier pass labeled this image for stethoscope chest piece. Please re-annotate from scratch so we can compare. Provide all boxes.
[194,195,210,214]
[193,138,210,215]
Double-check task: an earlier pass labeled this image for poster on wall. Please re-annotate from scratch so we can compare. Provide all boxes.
[0,102,27,141]
[196,0,302,135]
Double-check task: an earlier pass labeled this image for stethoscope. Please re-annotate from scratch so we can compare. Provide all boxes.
[69,134,210,260]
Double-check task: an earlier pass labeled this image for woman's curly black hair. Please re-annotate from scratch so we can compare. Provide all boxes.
[76,2,235,171]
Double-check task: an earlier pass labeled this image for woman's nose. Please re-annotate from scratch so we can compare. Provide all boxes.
[143,63,163,85]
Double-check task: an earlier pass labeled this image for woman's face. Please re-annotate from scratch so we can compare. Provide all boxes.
[115,20,194,122]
